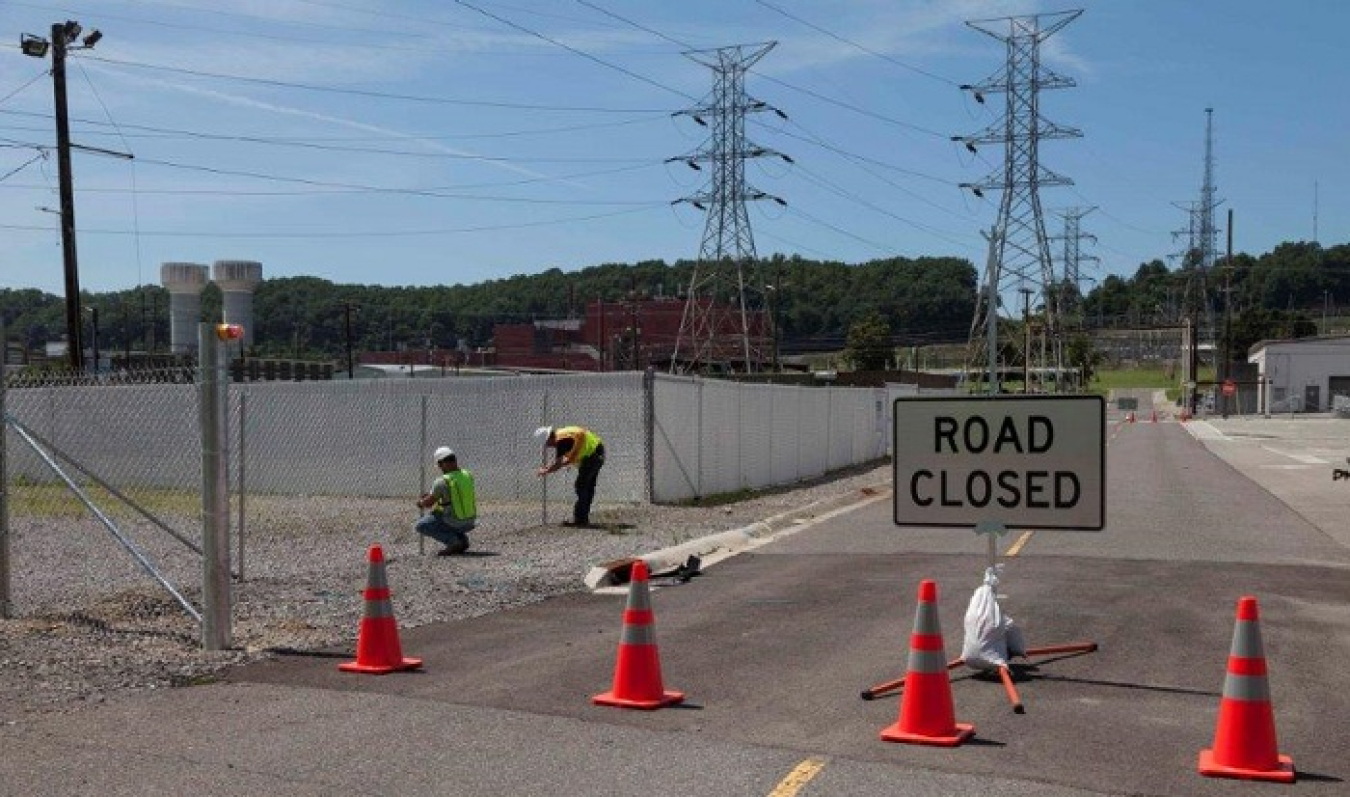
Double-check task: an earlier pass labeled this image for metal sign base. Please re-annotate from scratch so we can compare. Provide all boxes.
[860,522,1099,712]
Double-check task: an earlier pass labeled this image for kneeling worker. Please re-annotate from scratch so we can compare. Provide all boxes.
[416,447,477,556]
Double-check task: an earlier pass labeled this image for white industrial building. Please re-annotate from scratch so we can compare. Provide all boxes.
[1248,335,1350,414]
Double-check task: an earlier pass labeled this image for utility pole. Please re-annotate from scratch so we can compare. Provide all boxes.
[52,23,82,371]
[87,306,99,373]
[1020,287,1033,392]
[596,295,606,372]
[343,302,359,379]
[771,259,783,373]
[121,299,131,367]
[1222,209,1233,418]
[20,21,109,371]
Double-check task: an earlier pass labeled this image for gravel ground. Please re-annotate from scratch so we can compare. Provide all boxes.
[0,462,890,722]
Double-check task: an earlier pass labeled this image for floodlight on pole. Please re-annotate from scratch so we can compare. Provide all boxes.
[16,19,105,371]
[20,34,49,57]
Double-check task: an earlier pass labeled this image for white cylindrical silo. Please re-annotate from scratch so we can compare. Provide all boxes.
[212,260,263,348]
[160,262,209,355]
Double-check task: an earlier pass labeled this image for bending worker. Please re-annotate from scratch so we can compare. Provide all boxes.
[415,446,477,556]
[535,425,606,527]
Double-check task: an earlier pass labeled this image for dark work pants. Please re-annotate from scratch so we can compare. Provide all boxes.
[573,444,605,524]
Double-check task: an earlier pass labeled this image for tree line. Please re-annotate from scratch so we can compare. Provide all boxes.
[0,254,977,362]
[1083,240,1350,356]
[1,240,1345,366]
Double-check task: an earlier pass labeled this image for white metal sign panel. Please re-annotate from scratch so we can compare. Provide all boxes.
[893,395,1105,530]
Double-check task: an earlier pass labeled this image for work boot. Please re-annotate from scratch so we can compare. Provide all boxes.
[438,540,469,556]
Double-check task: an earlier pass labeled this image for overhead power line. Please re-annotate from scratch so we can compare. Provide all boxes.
[753,0,962,87]
[751,72,947,139]
[575,0,691,49]
[453,0,696,102]
[0,204,666,238]
[0,161,661,195]
[0,107,667,143]
[80,55,669,113]
[0,70,51,107]
[0,132,656,165]
[9,0,419,38]
[0,152,45,182]
[128,155,662,203]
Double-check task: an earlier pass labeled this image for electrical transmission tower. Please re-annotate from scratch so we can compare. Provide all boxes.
[956,10,1082,393]
[1176,108,1223,412]
[1053,206,1098,324]
[671,42,788,374]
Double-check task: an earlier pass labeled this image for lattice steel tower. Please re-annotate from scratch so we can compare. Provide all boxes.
[1053,206,1098,323]
[671,42,787,374]
[1176,108,1223,410]
[958,11,1082,392]
[1187,108,1222,332]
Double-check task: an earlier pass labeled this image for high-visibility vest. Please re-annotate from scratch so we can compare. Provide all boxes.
[554,426,601,464]
[437,469,477,520]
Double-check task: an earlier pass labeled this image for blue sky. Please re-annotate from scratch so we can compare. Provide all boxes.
[0,0,1345,297]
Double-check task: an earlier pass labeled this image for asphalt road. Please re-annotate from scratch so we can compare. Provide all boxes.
[2,412,1348,796]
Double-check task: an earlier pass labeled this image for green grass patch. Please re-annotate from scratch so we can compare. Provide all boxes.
[7,483,200,519]
[1091,367,1175,391]
[1090,365,1216,391]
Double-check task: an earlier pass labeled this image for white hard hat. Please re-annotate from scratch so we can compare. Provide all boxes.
[533,426,553,441]
[433,446,454,462]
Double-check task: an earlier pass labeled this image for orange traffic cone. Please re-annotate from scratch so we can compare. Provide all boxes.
[339,545,423,674]
[593,560,684,710]
[881,580,974,746]
[1198,596,1294,783]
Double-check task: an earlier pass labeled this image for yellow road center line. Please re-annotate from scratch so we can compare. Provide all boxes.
[1005,530,1035,557]
[768,757,828,797]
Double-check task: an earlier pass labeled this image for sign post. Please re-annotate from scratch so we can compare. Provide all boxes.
[1222,379,1236,419]
[889,395,1106,713]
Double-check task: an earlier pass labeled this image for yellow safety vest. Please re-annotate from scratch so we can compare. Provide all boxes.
[437,469,477,520]
[554,426,601,464]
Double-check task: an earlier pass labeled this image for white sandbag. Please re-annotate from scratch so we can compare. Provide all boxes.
[961,566,1024,671]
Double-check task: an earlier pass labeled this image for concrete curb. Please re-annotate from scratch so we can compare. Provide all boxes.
[584,483,892,591]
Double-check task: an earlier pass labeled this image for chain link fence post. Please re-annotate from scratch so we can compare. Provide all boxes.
[1,318,9,619]
[199,323,231,651]
[540,389,550,525]
[643,367,654,503]
[237,390,247,582]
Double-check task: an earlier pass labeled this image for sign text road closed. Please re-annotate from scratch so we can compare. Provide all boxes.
[893,395,1106,530]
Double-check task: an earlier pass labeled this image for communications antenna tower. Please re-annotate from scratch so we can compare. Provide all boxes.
[957,11,1082,392]
[1197,108,1221,276]
[670,42,789,374]
[1190,109,1222,334]
[1177,108,1223,412]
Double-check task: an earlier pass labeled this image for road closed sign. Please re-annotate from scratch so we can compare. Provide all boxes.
[893,395,1105,530]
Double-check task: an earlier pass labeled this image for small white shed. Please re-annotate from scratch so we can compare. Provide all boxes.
[1248,335,1350,413]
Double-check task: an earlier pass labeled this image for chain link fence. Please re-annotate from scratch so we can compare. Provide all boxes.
[2,367,206,624]
[2,366,910,627]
